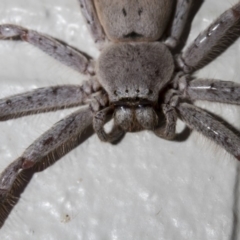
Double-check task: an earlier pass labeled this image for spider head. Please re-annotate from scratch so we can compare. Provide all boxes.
[97,42,173,131]
[94,0,174,42]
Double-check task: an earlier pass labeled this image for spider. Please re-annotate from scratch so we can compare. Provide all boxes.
[0,0,240,235]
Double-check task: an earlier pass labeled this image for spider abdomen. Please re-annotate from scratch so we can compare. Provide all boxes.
[94,0,174,42]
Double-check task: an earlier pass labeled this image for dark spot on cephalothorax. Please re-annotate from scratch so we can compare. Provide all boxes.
[80,4,83,8]
[136,89,140,93]
[114,90,118,96]
[125,89,129,93]
[126,68,129,72]
[43,136,54,146]
[6,100,12,106]
[27,96,32,101]
[53,45,57,50]
[68,52,73,57]
[138,8,143,16]
[155,70,160,76]
[122,8,127,16]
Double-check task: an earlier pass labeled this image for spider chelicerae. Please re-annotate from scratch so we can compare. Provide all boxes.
[2,0,238,237]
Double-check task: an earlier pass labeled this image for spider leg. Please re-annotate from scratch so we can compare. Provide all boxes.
[0,24,95,75]
[0,107,93,203]
[78,0,106,47]
[93,106,124,143]
[177,2,240,73]
[177,103,240,160]
[177,76,240,105]
[154,104,177,140]
[165,0,193,49]
[0,78,101,120]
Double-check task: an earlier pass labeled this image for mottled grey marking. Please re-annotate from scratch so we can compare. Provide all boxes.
[78,0,106,47]
[154,104,177,140]
[0,24,94,74]
[165,0,193,49]
[185,79,240,104]
[177,103,240,158]
[0,107,92,201]
[177,2,240,73]
[0,78,100,120]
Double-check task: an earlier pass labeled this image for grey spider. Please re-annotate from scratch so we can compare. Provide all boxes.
[0,0,240,230]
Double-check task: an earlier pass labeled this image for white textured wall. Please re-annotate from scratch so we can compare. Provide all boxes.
[0,0,240,239]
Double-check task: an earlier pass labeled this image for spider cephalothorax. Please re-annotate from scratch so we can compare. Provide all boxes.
[96,42,174,132]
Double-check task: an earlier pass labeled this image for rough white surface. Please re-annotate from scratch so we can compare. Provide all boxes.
[0,0,239,239]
